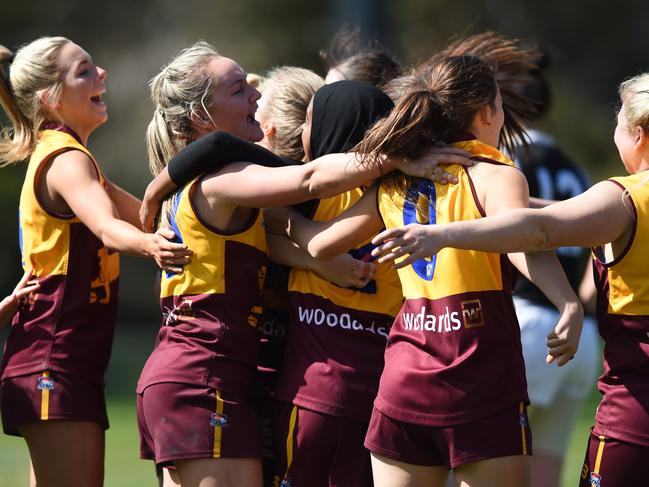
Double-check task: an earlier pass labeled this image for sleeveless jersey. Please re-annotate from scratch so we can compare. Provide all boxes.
[373,138,527,427]
[1,128,120,385]
[275,188,403,421]
[592,173,649,446]
[513,130,591,305]
[137,180,268,396]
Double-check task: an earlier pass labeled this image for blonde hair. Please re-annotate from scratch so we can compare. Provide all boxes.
[146,41,220,229]
[619,73,649,133]
[246,73,267,91]
[619,73,649,199]
[0,37,70,164]
[257,66,323,161]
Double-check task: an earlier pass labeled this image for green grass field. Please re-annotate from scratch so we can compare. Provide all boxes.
[0,324,600,487]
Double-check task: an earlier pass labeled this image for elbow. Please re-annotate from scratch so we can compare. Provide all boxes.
[533,214,556,250]
[96,221,123,253]
[306,243,326,260]
[305,163,338,199]
[307,240,336,261]
[525,225,553,252]
[306,177,331,200]
[97,229,113,249]
[509,212,553,252]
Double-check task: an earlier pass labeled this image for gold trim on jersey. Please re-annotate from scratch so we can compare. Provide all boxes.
[160,179,267,298]
[19,130,118,286]
[453,138,516,167]
[599,173,649,315]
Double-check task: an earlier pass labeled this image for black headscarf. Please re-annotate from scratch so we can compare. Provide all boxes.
[310,80,394,159]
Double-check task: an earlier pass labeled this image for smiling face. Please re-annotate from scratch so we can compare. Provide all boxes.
[197,56,263,142]
[48,42,107,141]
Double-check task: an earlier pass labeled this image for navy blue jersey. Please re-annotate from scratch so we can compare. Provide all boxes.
[513,131,591,305]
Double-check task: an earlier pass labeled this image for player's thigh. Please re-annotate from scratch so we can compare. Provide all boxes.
[579,433,649,487]
[453,454,531,487]
[159,465,181,486]
[272,403,336,487]
[20,420,104,487]
[175,457,262,487]
[371,452,448,487]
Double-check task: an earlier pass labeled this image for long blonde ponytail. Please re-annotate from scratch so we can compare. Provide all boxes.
[145,41,220,229]
[0,37,70,165]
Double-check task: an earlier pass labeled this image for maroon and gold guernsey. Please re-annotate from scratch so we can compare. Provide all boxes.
[592,173,649,446]
[275,188,403,421]
[137,179,268,397]
[1,128,120,385]
[374,138,527,427]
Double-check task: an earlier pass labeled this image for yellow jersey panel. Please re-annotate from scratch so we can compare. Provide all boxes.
[288,189,402,316]
[19,130,106,277]
[602,173,649,315]
[160,180,268,298]
[378,165,505,300]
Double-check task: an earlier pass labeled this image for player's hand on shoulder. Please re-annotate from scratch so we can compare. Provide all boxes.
[397,144,473,185]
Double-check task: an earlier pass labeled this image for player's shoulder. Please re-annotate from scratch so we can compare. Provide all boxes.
[47,149,99,183]
[473,159,526,182]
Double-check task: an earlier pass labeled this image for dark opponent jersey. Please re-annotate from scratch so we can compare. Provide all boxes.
[513,131,591,305]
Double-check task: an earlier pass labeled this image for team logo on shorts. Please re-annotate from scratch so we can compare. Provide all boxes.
[37,376,55,391]
[590,472,601,487]
[209,412,228,428]
[519,413,528,428]
[279,478,292,487]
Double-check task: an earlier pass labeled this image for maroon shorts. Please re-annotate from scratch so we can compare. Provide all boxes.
[272,400,372,487]
[578,431,649,487]
[364,402,532,469]
[138,382,262,466]
[0,370,108,436]
[254,369,279,487]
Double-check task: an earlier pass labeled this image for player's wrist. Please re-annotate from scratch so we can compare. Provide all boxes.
[560,300,583,317]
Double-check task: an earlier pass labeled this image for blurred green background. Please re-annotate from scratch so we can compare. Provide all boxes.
[1,0,646,485]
